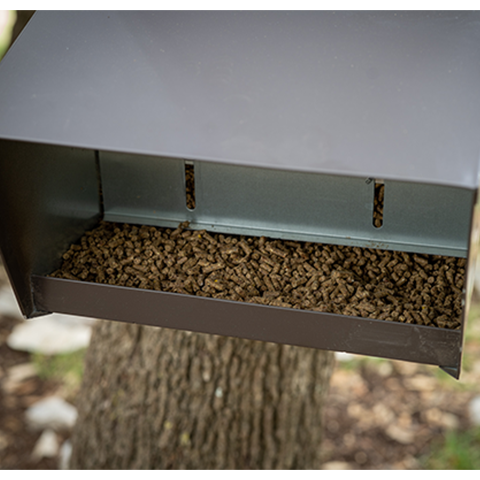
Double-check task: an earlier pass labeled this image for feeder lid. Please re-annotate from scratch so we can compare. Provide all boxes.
[1,11,480,189]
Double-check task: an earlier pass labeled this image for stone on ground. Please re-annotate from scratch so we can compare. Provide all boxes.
[58,440,72,469]
[31,429,59,460]
[7,314,94,354]
[469,395,480,426]
[25,396,77,431]
[322,461,352,470]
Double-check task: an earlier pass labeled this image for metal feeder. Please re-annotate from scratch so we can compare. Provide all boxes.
[1,11,480,378]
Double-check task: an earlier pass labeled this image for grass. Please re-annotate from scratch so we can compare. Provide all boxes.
[422,427,480,470]
[0,10,16,61]
[465,301,480,343]
[431,367,474,392]
[32,349,87,395]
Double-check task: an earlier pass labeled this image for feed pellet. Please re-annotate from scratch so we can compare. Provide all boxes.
[51,221,465,330]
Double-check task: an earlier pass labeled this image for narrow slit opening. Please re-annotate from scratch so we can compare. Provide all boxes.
[185,161,196,210]
[95,150,104,218]
[373,180,384,228]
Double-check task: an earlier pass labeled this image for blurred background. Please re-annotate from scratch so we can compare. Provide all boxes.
[1,10,480,470]
[0,10,33,58]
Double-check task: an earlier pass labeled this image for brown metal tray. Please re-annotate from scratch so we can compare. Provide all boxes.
[32,275,462,376]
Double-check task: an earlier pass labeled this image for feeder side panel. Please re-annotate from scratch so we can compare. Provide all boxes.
[0,140,100,317]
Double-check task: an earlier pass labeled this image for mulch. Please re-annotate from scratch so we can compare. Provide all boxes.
[321,356,480,469]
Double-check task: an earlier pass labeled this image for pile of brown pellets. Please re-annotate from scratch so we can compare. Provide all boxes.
[51,221,465,329]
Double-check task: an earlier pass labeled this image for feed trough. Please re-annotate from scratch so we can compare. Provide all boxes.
[1,11,480,378]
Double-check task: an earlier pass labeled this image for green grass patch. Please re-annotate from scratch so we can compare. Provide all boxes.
[32,349,87,387]
[432,367,466,389]
[422,427,480,469]
[465,301,480,344]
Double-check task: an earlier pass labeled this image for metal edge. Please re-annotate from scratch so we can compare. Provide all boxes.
[32,275,462,369]
[439,366,460,380]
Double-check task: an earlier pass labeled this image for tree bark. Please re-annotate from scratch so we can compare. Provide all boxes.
[70,320,334,469]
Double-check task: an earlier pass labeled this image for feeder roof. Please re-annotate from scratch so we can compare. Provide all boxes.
[1,11,480,189]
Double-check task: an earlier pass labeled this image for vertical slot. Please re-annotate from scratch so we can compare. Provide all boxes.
[373,180,384,228]
[95,150,104,218]
[185,161,196,210]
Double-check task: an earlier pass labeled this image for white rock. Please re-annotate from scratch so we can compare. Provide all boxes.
[58,440,73,470]
[322,461,352,470]
[7,314,92,354]
[385,424,415,444]
[469,395,480,426]
[25,396,78,431]
[31,429,59,460]
[335,352,356,362]
[441,412,460,430]
[52,313,98,327]
[377,361,394,377]
[0,286,24,319]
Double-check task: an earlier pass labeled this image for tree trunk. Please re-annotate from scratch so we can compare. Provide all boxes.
[69,320,334,469]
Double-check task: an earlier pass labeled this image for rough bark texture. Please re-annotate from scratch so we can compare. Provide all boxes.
[70,321,335,469]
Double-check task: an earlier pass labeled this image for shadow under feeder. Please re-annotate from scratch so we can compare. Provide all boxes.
[1,11,480,379]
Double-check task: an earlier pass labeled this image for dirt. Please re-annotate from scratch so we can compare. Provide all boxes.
[321,355,480,469]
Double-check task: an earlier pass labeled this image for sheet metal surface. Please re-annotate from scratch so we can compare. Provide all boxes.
[101,153,474,257]
[1,11,480,188]
[0,140,100,316]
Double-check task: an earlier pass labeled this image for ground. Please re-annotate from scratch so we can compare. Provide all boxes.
[1,260,480,469]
